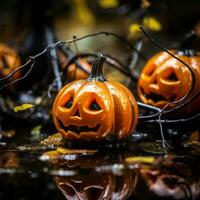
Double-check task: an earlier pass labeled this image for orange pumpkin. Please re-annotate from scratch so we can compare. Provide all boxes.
[0,43,21,79]
[53,54,138,141]
[138,50,200,115]
[59,50,91,81]
[67,58,91,80]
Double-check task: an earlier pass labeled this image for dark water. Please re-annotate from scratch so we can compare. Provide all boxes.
[0,129,200,200]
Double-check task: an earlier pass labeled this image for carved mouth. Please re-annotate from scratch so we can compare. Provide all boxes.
[58,119,100,134]
[140,87,176,102]
[145,93,176,102]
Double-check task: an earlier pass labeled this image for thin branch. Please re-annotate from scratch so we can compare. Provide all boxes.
[139,113,200,124]
[62,52,138,82]
[0,31,146,90]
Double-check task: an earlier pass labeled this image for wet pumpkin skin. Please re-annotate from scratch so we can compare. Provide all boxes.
[0,43,21,79]
[53,54,138,141]
[138,50,200,113]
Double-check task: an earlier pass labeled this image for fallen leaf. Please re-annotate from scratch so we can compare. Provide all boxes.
[98,0,119,8]
[125,156,155,164]
[13,103,35,112]
[56,147,98,155]
[31,125,42,136]
[39,150,61,163]
[143,17,162,31]
[129,23,141,34]
[40,133,63,147]
[74,0,95,25]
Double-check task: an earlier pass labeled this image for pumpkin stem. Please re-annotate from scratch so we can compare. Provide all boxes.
[88,54,106,81]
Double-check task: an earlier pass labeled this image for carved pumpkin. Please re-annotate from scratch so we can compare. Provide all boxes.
[138,50,200,115]
[53,54,138,141]
[0,43,21,79]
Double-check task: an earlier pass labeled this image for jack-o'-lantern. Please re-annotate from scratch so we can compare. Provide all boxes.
[138,50,200,116]
[0,43,21,79]
[53,54,138,141]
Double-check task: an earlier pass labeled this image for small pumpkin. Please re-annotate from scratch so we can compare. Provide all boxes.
[67,58,91,80]
[0,43,21,79]
[59,50,91,81]
[137,50,200,115]
[53,54,138,141]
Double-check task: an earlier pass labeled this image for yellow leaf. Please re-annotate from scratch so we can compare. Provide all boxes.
[98,0,119,8]
[13,103,35,112]
[129,23,141,34]
[40,150,61,163]
[31,125,42,136]
[125,156,155,164]
[40,133,63,147]
[57,147,98,155]
[74,0,95,25]
[143,17,162,31]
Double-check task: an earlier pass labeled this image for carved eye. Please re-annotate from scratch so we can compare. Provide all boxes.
[64,97,73,108]
[165,71,178,81]
[89,100,101,111]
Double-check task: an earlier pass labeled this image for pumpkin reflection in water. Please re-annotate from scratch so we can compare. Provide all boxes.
[140,156,200,200]
[55,152,138,200]
[53,54,138,140]
[56,171,137,200]
[138,50,200,116]
[0,43,21,79]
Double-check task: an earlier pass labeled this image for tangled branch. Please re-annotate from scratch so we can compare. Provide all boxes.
[0,31,146,90]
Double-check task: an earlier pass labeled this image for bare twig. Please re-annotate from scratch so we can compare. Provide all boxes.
[0,31,146,90]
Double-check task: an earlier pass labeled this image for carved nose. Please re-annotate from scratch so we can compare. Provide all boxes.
[73,109,80,117]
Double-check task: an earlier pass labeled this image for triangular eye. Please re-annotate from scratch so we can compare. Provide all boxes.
[64,97,73,108]
[167,72,178,81]
[89,100,101,111]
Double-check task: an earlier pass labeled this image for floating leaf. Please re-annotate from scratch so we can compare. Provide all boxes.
[143,17,162,31]
[39,150,61,163]
[98,0,119,8]
[125,156,155,164]
[13,103,35,112]
[56,147,98,155]
[139,141,166,154]
[40,133,63,147]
